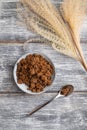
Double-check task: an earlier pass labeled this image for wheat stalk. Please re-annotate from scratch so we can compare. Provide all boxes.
[17,0,87,71]
[61,0,87,70]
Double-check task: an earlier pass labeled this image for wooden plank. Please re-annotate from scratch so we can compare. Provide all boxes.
[0,0,87,42]
[0,93,87,130]
[0,43,87,92]
[0,0,34,42]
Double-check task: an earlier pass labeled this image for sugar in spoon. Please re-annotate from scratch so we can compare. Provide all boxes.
[27,85,74,116]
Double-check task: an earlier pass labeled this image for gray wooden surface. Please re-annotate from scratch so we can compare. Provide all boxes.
[0,0,87,130]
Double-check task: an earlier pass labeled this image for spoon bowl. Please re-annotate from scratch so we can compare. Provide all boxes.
[54,85,74,99]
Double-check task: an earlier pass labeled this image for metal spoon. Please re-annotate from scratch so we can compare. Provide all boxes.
[27,85,74,116]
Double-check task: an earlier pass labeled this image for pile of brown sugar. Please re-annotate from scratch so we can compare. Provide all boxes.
[16,54,54,92]
[60,85,74,96]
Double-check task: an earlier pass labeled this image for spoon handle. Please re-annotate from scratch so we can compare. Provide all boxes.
[27,94,57,116]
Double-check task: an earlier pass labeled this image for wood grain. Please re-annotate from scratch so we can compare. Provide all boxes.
[0,0,87,130]
[0,93,87,130]
[0,43,87,92]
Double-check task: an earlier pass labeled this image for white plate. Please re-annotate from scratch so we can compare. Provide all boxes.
[13,52,55,95]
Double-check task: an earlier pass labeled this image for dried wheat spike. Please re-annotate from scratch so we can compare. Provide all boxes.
[18,0,87,70]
